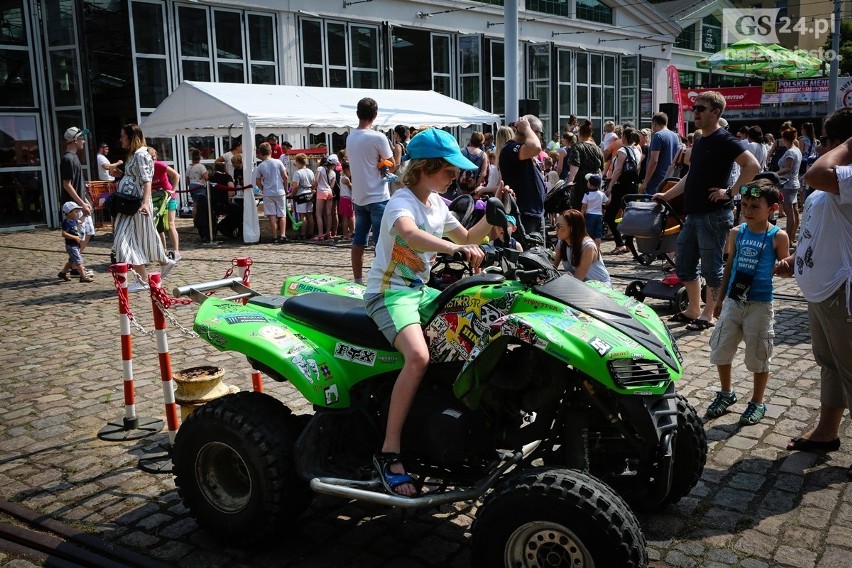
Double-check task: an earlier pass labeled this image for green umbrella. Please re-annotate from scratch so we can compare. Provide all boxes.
[754,44,822,78]
[697,38,789,73]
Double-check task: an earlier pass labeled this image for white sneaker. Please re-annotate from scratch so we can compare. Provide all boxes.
[160,259,177,279]
[127,282,146,293]
[172,252,182,261]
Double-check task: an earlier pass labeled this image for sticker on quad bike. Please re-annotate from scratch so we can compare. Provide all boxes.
[333,342,377,366]
[427,290,516,363]
[255,325,312,356]
[224,314,272,324]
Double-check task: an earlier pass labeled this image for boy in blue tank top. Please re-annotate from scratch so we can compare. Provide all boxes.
[705,178,790,425]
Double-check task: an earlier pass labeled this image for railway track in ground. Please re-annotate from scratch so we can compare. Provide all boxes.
[0,499,170,568]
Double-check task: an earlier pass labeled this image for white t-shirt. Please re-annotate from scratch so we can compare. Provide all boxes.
[794,165,852,314]
[340,174,352,199]
[187,162,207,186]
[316,166,335,193]
[582,189,609,215]
[346,128,393,206]
[255,158,287,197]
[222,151,236,178]
[96,154,114,181]
[601,132,618,154]
[291,167,314,198]
[366,188,461,293]
[747,141,767,170]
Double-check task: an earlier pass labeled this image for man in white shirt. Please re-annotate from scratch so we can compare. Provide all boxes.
[96,143,122,182]
[774,107,852,471]
[346,97,394,284]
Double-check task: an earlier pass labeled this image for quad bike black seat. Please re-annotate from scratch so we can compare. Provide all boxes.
[279,274,506,350]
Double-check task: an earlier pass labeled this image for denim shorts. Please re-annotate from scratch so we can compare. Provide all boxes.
[353,201,387,247]
[675,207,733,287]
[585,213,604,239]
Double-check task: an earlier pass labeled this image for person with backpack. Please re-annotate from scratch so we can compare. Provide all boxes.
[566,121,604,211]
[605,127,642,255]
[455,131,489,199]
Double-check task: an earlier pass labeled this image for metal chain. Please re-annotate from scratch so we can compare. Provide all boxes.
[150,284,198,337]
[109,265,154,337]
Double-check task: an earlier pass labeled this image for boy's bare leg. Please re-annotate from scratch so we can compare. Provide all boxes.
[752,371,769,404]
[381,324,430,496]
[717,364,733,393]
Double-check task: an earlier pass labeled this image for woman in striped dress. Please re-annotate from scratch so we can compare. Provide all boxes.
[113,123,176,291]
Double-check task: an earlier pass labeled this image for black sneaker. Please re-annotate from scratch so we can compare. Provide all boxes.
[57,271,71,281]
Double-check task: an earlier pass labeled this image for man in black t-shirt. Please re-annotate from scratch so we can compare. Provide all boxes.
[654,92,760,329]
[60,127,94,254]
[499,115,547,237]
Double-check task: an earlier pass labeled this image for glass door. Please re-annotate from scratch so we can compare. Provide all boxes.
[0,114,45,227]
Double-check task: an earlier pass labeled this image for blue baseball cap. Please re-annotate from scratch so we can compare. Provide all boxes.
[505,215,517,226]
[403,128,477,170]
[584,173,602,187]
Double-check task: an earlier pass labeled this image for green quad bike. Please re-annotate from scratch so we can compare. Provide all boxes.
[171,199,706,568]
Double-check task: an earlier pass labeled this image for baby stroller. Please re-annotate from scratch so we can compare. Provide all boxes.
[617,194,681,267]
[543,180,573,216]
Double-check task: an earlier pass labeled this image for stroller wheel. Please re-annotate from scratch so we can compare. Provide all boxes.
[675,287,689,313]
[638,253,656,266]
[625,280,645,302]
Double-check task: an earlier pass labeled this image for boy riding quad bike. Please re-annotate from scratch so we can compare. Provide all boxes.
[171,198,705,567]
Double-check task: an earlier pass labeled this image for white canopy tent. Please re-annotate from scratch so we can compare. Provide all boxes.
[140,81,500,243]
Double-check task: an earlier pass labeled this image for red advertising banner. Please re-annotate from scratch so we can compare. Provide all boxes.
[667,65,685,136]
[680,86,763,110]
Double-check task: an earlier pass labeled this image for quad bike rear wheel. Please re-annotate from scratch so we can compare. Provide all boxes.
[471,468,647,567]
[172,391,312,544]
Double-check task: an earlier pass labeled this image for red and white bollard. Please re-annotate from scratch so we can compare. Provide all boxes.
[235,257,252,304]
[98,263,163,441]
[251,370,264,393]
[149,273,181,446]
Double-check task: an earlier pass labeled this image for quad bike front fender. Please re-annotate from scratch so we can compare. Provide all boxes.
[455,311,676,406]
[193,298,400,408]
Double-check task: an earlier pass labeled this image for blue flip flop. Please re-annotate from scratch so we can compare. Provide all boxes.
[373,452,418,496]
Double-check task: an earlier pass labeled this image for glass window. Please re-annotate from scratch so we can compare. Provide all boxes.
[0,170,43,224]
[576,0,613,25]
[392,28,431,90]
[701,15,721,53]
[351,26,378,69]
[489,40,504,116]
[302,20,323,65]
[251,65,276,85]
[590,54,601,85]
[215,11,243,60]
[327,23,347,67]
[459,36,480,108]
[304,67,323,87]
[178,7,209,58]
[50,50,80,107]
[576,53,588,84]
[591,86,602,118]
[557,49,572,127]
[675,23,696,50]
[432,35,450,75]
[0,49,35,107]
[329,68,348,88]
[352,70,378,88]
[0,0,27,45]
[527,44,550,132]
[188,136,216,161]
[527,0,570,18]
[183,60,211,82]
[576,87,588,118]
[132,2,166,55]
[45,0,75,47]
[604,57,615,87]
[433,75,451,97]
[0,115,40,167]
[248,14,275,62]
[640,60,653,90]
[136,58,169,108]
[620,56,638,125]
[217,61,244,83]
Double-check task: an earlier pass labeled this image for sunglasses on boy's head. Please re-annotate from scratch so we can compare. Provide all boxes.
[739,185,763,198]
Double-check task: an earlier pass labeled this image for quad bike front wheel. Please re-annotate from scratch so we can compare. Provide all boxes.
[659,394,707,507]
[471,468,647,568]
[172,391,312,544]
[625,280,645,302]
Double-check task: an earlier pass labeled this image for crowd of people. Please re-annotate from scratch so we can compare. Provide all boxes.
[55,94,851,493]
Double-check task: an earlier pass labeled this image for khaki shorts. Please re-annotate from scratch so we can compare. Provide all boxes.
[709,298,774,373]
[365,287,440,346]
[808,285,852,410]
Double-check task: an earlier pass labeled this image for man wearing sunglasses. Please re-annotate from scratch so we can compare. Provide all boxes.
[653,91,760,331]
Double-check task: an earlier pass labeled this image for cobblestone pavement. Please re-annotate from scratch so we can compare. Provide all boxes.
[0,220,849,568]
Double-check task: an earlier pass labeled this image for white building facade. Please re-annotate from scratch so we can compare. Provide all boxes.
[3,0,684,230]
